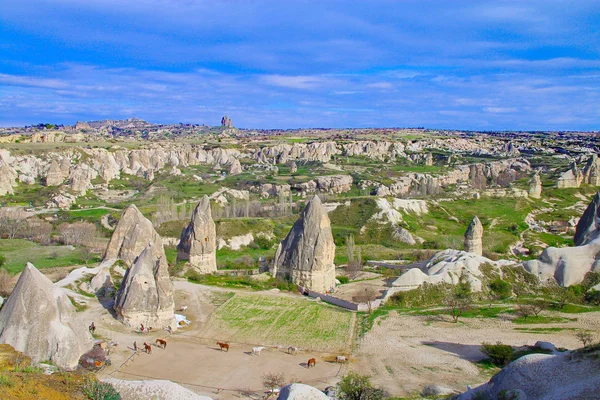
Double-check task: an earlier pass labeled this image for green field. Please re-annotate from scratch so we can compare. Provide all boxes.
[0,239,99,274]
[201,293,355,352]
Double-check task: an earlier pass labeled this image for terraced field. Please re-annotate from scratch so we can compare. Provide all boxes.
[201,293,355,352]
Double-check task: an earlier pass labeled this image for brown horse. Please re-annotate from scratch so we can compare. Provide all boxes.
[156,339,167,349]
[143,342,152,354]
[217,342,229,352]
[307,358,316,368]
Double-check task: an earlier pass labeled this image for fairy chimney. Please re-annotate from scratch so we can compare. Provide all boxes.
[464,216,483,256]
[177,195,217,273]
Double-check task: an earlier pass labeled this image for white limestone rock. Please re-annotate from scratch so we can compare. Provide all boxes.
[177,195,217,274]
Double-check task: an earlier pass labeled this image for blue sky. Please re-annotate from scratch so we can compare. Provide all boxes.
[1,0,599,130]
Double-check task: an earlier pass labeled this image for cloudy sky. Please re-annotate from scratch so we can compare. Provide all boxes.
[1,0,599,130]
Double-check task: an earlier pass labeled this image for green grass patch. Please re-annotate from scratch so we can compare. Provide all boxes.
[204,293,354,351]
[512,315,576,324]
[0,239,100,274]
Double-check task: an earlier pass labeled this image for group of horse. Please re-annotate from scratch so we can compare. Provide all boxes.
[136,339,167,355]
[216,342,337,369]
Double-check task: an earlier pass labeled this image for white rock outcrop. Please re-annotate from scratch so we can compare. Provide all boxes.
[0,263,93,369]
[278,383,329,400]
[464,216,483,256]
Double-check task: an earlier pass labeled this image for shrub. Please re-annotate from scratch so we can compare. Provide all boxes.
[480,342,514,366]
[489,278,512,300]
[337,276,350,284]
[83,380,121,400]
[254,236,274,250]
[337,372,384,400]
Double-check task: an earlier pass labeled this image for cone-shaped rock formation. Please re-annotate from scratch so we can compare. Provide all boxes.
[177,195,217,273]
[114,244,175,329]
[0,263,93,369]
[528,174,542,199]
[464,216,483,256]
[104,204,165,267]
[272,196,336,292]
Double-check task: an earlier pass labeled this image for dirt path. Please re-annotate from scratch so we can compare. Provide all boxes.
[353,310,600,397]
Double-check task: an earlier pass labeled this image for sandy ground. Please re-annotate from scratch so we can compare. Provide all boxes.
[353,310,600,397]
[90,281,346,399]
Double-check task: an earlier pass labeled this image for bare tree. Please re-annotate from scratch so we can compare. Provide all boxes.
[24,218,53,244]
[346,235,355,263]
[353,287,379,314]
[0,207,31,239]
[575,331,595,348]
[262,372,286,397]
[57,222,97,246]
[515,304,537,321]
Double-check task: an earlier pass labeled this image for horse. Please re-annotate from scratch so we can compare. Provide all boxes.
[178,306,188,312]
[287,346,298,355]
[156,339,167,349]
[307,358,316,368]
[89,322,96,334]
[143,342,152,354]
[252,346,265,356]
[336,355,347,363]
[217,342,229,352]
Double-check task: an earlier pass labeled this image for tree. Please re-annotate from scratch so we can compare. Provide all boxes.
[262,372,285,396]
[552,285,577,309]
[0,268,12,297]
[575,331,595,348]
[489,278,512,300]
[515,303,536,321]
[337,372,384,400]
[444,278,472,323]
[346,235,355,263]
[352,287,379,314]
[0,207,30,239]
[480,342,514,366]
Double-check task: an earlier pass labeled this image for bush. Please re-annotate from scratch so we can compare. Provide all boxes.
[337,372,384,400]
[83,380,121,400]
[489,278,512,300]
[480,342,514,366]
[337,276,350,284]
[254,236,274,250]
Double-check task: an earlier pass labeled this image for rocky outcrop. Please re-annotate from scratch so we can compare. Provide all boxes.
[221,116,233,128]
[254,142,340,164]
[391,250,515,292]
[289,161,298,173]
[464,216,483,255]
[315,175,353,194]
[557,162,584,188]
[583,154,600,185]
[177,196,217,274]
[228,159,242,175]
[278,383,329,400]
[114,244,175,329]
[90,267,114,295]
[0,162,18,196]
[68,163,98,195]
[104,204,166,267]
[272,196,336,292]
[45,160,64,186]
[104,378,213,400]
[457,350,600,400]
[524,191,600,286]
[0,263,93,369]
[528,173,542,199]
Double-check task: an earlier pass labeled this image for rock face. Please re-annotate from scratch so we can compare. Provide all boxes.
[457,351,600,400]
[104,378,213,400]
[90,267,114,295]
[528,173,542,199]
[557,162,584,188]
[524,191,600,286]
[228,159,242,175]
[177,196,217,273]
[391,249,515,292]
[221,116,233,127]
[0,263,93,370]
[114,244,175,329]
[584,154,600,185]
[278,383,329,400]
[45,160,64,186]
[272,196,336,292]
[104,204,165,267]
[464,216,483,256]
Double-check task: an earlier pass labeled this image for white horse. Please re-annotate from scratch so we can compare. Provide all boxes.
[252,346,265,356]
[287,346,298,355]
[336,355,347,363]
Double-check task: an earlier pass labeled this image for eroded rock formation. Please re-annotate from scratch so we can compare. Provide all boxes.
[177,195,217,273]
[524,191,600,286]
[464,216,483,256]
[114,244,175,329]
[528,173,542,199]
[0,263,93,369]
[272,196,336,292]
[104,204,165,267]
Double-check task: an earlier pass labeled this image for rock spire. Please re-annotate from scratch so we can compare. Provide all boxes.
[177,195,217,273]
[0,263,93,369]
[272,196,336,292]
[464,216,483,256]
[114,244,175,329]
